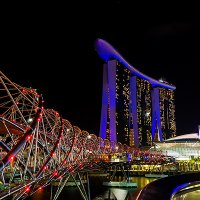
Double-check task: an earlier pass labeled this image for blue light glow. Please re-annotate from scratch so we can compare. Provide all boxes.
[95,38,176,90]
[171,182,190,199]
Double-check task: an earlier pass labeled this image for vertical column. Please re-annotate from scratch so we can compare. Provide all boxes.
[130,76,139,146]
[151,87,162,141]
[107,60,117,142]
[99,63,108,139]
[198,125,200,139]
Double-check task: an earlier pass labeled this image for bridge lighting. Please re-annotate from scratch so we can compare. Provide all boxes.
[87,135,91,139]
[27,118,33,123]
[9,155,14,161]
[53,171,58,176]
[25,186,30,192]
[38,186,42,190]
[26,135,32,140]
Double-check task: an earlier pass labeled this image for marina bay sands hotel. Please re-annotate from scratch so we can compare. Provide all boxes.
[95,39,176,147]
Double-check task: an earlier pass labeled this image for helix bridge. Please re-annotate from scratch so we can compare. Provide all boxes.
[0,71,171,200]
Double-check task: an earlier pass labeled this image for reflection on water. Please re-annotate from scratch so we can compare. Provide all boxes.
[27,186,84,200]
[106,176,156,188]
[93,177,156,200]
[93,188,135,200]
[173,190,200,200]
[130,176,157,188]
[27,177,157,200]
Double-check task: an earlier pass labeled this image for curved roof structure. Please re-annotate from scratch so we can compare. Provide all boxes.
[95,38,176,90]
[164,133,200,143]
[154,133,200,160]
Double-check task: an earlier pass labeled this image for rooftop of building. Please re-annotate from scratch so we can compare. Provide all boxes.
[95,38,176,90]
[157,133,200,143]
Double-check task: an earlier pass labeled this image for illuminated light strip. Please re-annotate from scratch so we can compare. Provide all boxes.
[38,125,78,189]
[171,182,200,199]
[36,118,63,179]
[0,95,43,172]
[135,189,143,200]
[170,182,191,199]
[95,38,176,90]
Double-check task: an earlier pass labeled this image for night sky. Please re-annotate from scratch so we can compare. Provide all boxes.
[0,2,199,136]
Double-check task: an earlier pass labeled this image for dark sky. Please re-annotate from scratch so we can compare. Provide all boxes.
[0,2,199,135]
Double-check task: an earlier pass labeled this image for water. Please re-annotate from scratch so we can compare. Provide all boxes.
[92,177,157,200]
[27,177,157,200]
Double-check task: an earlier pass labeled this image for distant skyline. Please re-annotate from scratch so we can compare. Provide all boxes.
[0,2,199,135]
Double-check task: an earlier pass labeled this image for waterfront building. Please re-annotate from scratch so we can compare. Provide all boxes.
[96,39,176,146]
[153,133,200,160]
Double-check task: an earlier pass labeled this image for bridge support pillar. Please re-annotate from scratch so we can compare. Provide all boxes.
[86,172,91,200]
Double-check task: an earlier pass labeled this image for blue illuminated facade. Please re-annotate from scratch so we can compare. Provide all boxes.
[96,39,176,146]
